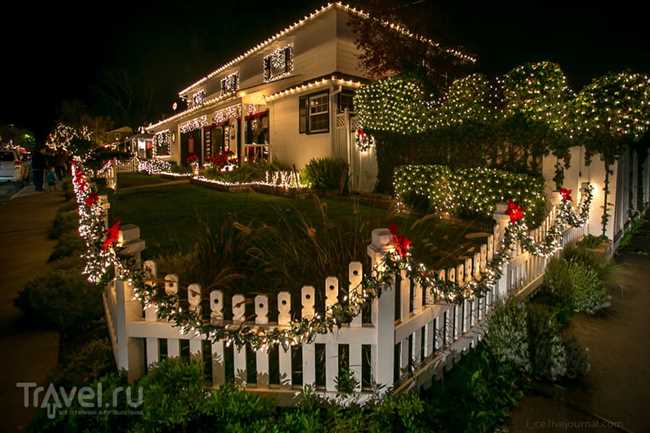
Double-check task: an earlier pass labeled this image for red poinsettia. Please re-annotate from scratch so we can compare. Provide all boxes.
[84,192,99,207]
[506,199,525,223]
[388,223,412,258]
[186,153,198,164]
[559,187,572,202]
[101,219,122,251]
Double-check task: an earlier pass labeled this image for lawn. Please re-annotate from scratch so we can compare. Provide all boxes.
[110,182,492,272]
[117,173,173,189]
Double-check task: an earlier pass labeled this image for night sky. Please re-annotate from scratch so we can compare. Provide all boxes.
[1,1,648,140]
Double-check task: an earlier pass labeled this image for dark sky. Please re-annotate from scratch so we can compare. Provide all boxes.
[1,1,648,140]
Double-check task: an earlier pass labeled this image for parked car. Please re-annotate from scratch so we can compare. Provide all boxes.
[0,149,29,182]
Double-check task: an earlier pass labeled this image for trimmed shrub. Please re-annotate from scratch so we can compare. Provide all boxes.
[136,357,208,432]
[49,210,78,239]
[484,301,531,373]
[14,270,103,331]
[562,335,590,380]
[302,158,349,192]
[526,304,567,381]
[50,339,115,386]
[543,257,610,315]
[394,164,546,224]
[48,231,83,262]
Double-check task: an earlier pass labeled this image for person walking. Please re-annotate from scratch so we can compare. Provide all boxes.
[54,150,67,180]
[31,146,46,192]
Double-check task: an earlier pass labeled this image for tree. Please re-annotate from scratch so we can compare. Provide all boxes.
[348,0,475,95]
[0,124,36,149]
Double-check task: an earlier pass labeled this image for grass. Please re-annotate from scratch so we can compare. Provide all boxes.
[117,173,171,189]
[109,182,491,271]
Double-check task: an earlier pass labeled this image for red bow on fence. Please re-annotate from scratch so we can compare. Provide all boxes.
[84,192,99,207]
[506,200,525,223]
[559,188,572,202]
[102,219,122,251]
[388,223,412,258]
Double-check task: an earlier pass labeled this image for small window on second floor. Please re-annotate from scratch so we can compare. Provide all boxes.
[299,91,329,134]
[263,45,294,82]
[221,72,239,95]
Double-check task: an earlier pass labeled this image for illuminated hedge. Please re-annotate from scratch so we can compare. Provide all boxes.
[432,73,502,127]
[354,76,435,134]
[394,165,546,224]
[502,61,573,129]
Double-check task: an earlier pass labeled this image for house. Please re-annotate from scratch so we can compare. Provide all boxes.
[144,2,474,191]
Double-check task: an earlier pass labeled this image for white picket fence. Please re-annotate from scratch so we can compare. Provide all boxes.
[103,197,587,402]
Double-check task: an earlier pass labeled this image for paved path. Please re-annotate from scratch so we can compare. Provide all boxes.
[0,191,64,433]
[509,220,650,433]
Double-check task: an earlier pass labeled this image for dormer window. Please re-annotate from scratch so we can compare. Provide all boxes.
[263,44,294,82]
[220,72,239,95]
[192,90,206,107]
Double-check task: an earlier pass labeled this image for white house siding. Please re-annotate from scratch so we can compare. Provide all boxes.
[269,92,333,169]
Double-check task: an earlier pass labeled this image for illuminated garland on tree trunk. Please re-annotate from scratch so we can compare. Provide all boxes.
[71,159,592,350]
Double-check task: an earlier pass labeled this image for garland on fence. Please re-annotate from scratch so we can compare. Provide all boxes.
[71,159,592,350]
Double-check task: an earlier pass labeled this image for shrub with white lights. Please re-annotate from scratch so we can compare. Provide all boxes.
[394,164,546,224]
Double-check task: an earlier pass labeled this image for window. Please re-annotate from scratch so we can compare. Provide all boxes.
[337,89,355,113]
[220,72,239,95]
[263,45,294,82]
[299,91,329,134]
[191,90,206,107]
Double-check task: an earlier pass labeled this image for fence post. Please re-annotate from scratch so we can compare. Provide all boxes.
[493,204,510,301]
[368,228,395,392]
[114,225,146,383]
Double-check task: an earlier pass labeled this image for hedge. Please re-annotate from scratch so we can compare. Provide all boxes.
[394,165,546,225]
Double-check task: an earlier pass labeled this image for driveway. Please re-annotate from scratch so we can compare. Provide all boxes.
[0,191,64,433]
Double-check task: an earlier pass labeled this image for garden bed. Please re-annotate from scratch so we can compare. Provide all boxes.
[109,182,491,275]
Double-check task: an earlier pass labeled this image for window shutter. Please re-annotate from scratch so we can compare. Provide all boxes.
[299,96,308,133]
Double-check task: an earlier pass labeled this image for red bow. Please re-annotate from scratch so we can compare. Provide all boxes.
[559,188,572,202]
[84,192,99,207]
[388,223,412,258]
[506,200,525,223]
[356,128,366,137]
[101,219,122,251]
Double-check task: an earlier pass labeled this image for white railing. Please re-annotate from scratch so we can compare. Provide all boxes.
[103,202,587,401]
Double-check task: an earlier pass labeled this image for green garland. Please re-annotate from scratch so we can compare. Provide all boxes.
[72,160,592,350]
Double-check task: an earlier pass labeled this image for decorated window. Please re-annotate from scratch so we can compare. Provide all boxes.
[153,130,172,156]
[337,89,355,113]
[263,45,294,82]
[220,72,239,95]
[299,91,329,134]
[191,89,206,107]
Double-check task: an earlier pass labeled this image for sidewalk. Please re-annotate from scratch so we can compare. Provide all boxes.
[509,219,650,433]
[0,191,64,433]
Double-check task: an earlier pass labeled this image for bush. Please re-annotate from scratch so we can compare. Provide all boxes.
[562,335,590,380]
[135,357,208,432]
[526,304,567,381]
[302,158,349,192]
[543,257,610,315]
[49,209,78,239]
[48,231,83,262]
[14,270,103,332]
[484,300,531,373]
[394,165,546,225]
[200,385,276,431]
[50,339,115,386]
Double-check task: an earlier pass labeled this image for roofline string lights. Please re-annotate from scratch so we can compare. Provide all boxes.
[177,2,475,97]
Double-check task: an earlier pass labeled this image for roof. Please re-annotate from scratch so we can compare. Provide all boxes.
[177,2,476,97]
